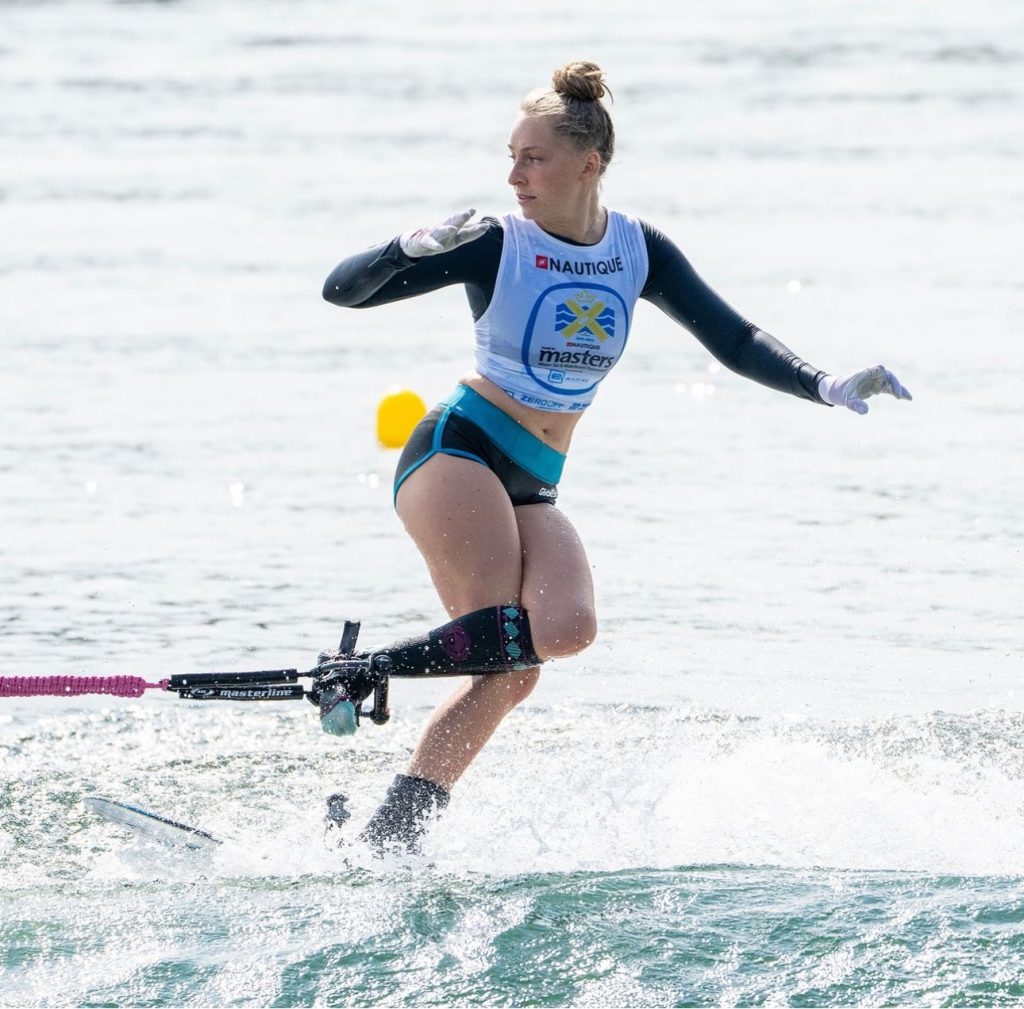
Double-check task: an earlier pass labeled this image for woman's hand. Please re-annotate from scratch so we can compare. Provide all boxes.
[399,209,489,258]
[820,366,913,415]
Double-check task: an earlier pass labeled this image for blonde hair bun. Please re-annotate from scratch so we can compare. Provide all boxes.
[519,61,616,174]
[551,61,609,102]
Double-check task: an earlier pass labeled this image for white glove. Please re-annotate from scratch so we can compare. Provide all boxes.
[399,208,489,258]
[819,365,913,415]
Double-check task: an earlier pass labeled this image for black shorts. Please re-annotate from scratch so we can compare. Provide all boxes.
[393,386,566,508]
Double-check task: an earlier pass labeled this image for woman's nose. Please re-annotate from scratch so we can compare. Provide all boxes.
[507,160,524,186]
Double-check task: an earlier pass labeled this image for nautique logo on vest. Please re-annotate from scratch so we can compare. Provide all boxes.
[534,254,624,276]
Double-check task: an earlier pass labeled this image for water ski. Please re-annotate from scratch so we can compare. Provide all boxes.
[84,796,222,851]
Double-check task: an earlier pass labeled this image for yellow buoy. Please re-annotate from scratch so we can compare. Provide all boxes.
[376,387,427,448]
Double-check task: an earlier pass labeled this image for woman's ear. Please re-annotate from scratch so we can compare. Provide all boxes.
[579,149,602,182]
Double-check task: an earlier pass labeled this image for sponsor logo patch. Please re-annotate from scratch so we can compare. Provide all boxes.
[555,291,615,342]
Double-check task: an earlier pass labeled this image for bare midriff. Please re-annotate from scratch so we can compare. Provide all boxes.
[458,371,583,455]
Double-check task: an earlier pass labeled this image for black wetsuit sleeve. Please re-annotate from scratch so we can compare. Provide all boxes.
[639,221,828,404]
[322,218,504,321]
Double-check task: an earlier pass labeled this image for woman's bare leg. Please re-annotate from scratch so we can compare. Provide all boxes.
[396,454,596,789]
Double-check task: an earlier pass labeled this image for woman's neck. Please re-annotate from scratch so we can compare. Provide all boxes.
[535,199,606,246]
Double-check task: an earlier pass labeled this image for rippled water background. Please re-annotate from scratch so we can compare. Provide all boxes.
[2,0,1022,1005]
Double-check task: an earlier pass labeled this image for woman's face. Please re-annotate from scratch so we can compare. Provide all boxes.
[507,115,598,225]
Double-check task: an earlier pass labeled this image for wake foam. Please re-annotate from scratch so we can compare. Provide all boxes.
[3,704,1022,881]
[428,706,1024,877]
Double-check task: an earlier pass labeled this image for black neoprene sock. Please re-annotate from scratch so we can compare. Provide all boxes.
[374,605,541,675]
[359,774,450,854]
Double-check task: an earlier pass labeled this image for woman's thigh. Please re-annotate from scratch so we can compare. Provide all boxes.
[395,453,524,617]
[514,503,597,658]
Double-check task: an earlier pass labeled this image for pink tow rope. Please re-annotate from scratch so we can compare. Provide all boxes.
[0,676,169,699]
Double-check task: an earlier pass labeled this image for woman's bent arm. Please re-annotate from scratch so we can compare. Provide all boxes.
[322,219,503,313]
[322,238,420,308]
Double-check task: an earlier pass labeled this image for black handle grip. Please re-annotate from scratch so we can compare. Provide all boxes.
[168,669,301,690]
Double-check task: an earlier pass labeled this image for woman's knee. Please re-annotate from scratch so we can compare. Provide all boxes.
[531,605,597,660]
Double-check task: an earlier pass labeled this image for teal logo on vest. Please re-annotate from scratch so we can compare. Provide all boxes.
[521,282,631,397]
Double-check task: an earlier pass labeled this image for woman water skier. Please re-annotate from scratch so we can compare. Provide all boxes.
[322,61,911,853]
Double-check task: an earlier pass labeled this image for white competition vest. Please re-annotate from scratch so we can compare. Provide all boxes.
[474,211,649,413]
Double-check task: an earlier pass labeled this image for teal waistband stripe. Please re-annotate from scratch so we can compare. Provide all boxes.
[443,385,566,485]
